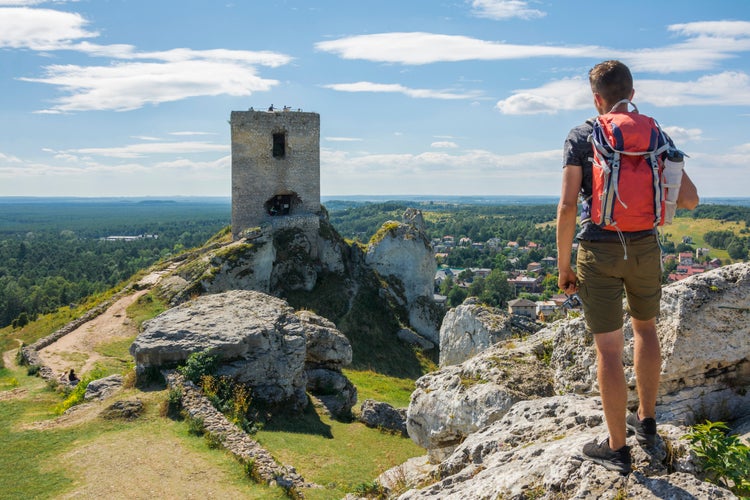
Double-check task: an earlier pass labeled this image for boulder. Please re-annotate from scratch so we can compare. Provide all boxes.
[84,374,123,401]
[438,299,519,367]
[130,290,308,411]
[100,399,144,420]
[306,368,357,419]
[359,399,408,436]
[299,310,352,369]
[397,328,435,351]
[407,329,556,460]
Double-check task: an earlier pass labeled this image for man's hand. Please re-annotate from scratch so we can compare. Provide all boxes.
[558,267,578,295]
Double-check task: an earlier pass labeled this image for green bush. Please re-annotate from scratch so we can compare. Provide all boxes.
[177,350,218,383]
[685,420,750,496]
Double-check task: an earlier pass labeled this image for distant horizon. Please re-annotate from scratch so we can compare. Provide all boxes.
[2,194,749,205]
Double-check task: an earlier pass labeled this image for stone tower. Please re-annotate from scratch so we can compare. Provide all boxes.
[230,110,321,238]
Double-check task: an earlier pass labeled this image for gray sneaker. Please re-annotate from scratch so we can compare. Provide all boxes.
[581,438,632,474]
[626,412,657,447]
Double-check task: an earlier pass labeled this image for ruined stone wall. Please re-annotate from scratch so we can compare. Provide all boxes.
[231,110,320,238]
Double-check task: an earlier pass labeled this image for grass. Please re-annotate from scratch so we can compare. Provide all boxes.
[344,369,417,409]
[1,356,424,500]
[125,291,168,331]
[662,217,747,262]
[257,400,423,499]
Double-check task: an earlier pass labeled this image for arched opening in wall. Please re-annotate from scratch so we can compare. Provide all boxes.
[265,192,302,216]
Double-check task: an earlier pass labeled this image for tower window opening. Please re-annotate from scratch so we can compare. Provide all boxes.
[273,133,286,158]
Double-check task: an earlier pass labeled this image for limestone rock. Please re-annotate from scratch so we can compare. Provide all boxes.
[439,299,519,367]
[84,374,123,401]
[406,330,555,460]
[359,399,408,436]
[365,211,440,343]
[306,368,357,418]
[130,290,308,410]
[299,310,352,369]
[397,328,435,350]
[552,263,750,425]
[395,396,736,500]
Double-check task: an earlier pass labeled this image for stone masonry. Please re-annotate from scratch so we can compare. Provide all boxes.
[231,110,321,238]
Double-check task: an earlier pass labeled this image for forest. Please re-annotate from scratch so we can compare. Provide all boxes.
[2,197,748,329]
[0,198,230,329]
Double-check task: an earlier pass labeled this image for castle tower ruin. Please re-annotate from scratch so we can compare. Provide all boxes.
[230,110,321,238]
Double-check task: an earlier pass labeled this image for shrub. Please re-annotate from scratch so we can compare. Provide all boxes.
[685,420,750,496]
[177,350,218,383]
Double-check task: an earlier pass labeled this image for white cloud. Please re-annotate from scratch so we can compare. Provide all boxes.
[132,136,162,141]
[496,77,591,114]
[496,71,750,114]
[324,81,480,100]
[468,0,545,20]
[63,141,229,159]
[169,131,219,136]
[316,21,750,73]
[20,60,281,112]
[431,141,459,148]
[0,152,23,163]
[661,126,703,144]
[325,137,363,142]
[316,32,599,65]
[0,7,97,50]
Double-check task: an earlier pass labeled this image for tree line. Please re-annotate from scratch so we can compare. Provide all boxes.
[0,199,229,329]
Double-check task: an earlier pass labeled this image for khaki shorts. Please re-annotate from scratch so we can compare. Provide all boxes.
[576,236,662,334]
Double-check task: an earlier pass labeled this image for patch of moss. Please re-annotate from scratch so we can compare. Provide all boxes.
[368,221,401,246]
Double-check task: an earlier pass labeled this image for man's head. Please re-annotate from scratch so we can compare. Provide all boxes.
[589,60,634,113]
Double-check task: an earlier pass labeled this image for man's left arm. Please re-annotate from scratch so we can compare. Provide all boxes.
[677,172,699,210]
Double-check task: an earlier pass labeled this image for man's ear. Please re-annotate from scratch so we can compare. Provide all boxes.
[630,88,635,100]
[593,93,605,114]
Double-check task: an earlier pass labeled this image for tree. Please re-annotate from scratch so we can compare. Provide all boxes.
[479,269,514,308]
[727,240,748,260]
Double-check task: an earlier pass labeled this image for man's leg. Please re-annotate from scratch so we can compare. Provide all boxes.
[631,317,660,419]
[594,329,628,450]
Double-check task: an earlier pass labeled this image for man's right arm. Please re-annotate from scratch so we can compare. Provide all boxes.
[557,165,582,294]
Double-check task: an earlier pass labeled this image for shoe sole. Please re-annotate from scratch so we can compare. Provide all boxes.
[626,423,657,447]
[580,454,631,475]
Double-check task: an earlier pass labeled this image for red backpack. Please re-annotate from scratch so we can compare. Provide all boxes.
[589,101,671,232]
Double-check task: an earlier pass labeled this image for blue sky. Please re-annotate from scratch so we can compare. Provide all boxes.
[1,0,749,198]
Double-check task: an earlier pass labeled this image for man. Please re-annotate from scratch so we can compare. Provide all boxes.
[556,60,699,474]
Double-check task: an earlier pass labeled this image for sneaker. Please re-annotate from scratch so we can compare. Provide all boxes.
[626,412,657,447]
[581,438,632,474]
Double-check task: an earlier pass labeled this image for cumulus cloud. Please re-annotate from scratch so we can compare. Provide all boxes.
[661,126,703,144]
[20,60,280,112]
[497,71,750,114]
[0,7,97,50]
[431,141,459,148]
[3,6,291,112]
[468,0,545,20]
[0,152,23,163]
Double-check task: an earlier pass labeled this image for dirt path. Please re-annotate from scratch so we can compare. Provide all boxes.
[35,266,178,379]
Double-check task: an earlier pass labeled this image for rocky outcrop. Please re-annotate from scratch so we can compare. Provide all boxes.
[407,329,556,461]
[551,262,750,423]
[439,297,540,366]
[131,290,354,412]
[391,263,750,499]
[392,396,736,499]
[84,374,123,401]
[365,209,441,343]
